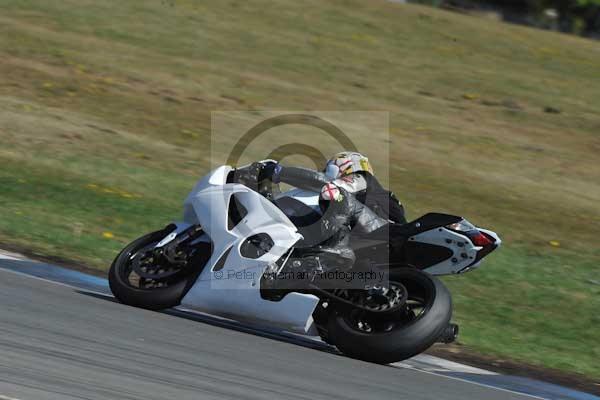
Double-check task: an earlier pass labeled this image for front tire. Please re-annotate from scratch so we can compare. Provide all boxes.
[109,229,194,310]
[327,268,452,364]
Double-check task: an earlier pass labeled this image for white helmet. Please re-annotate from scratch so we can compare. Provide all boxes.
[324,151,373,180]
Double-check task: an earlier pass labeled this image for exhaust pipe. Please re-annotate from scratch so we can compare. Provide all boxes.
[437,323,459,344]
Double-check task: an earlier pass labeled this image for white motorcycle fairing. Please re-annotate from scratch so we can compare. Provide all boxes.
[179,166,320,334]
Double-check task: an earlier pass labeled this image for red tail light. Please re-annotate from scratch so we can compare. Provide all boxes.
[468,231,493,247]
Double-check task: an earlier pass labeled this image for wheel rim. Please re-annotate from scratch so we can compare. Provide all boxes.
[343,273,436,334]
[119,240,187,290]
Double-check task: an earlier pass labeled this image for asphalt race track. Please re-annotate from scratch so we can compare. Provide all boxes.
[0,253,597,400]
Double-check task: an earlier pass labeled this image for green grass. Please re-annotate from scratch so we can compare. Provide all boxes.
[0,0,599,379]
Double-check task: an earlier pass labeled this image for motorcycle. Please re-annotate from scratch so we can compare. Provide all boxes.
[109,165,501,364]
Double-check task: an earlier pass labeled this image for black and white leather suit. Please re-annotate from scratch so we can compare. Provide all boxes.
[234,163,407,266]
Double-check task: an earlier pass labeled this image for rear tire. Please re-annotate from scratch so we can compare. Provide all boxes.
[108,229,194,311]
[327,268,452,364]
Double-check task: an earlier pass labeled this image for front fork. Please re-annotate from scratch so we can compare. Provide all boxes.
[155,223,204,265]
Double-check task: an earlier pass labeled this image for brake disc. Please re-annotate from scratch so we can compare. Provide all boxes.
[131,246,182,280]
[358,282,408,313]
[315,281,408,314]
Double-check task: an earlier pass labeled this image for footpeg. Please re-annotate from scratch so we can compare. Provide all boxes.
[437,323,459,344]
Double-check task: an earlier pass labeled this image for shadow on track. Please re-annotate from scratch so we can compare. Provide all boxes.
[76,290,338,355]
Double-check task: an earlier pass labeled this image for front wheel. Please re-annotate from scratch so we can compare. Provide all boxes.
[326,268,452,364]
[108,228,207,310]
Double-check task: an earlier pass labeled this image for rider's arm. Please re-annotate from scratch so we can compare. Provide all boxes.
[231,162,330,195]
[274,166,330,192]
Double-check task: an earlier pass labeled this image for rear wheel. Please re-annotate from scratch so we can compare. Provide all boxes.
[108,228,209,310]
[326,268,452,364]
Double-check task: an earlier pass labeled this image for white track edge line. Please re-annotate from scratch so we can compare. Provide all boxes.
[391,364,547,400]
[0,263,111,299]
[0,254,23,261]
[0,394,24,400]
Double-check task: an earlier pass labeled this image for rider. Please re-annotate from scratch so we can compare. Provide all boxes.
[319,151,406,225]
[235,152,406,266]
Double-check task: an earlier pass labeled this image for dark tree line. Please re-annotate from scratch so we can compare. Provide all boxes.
[551,0,600,36]
[413,0,600,38]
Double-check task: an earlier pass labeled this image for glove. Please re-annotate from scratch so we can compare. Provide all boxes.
[250,160,283,183]
[232,161,281,198]
[258,161,282,183]
[232,163,260,188]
